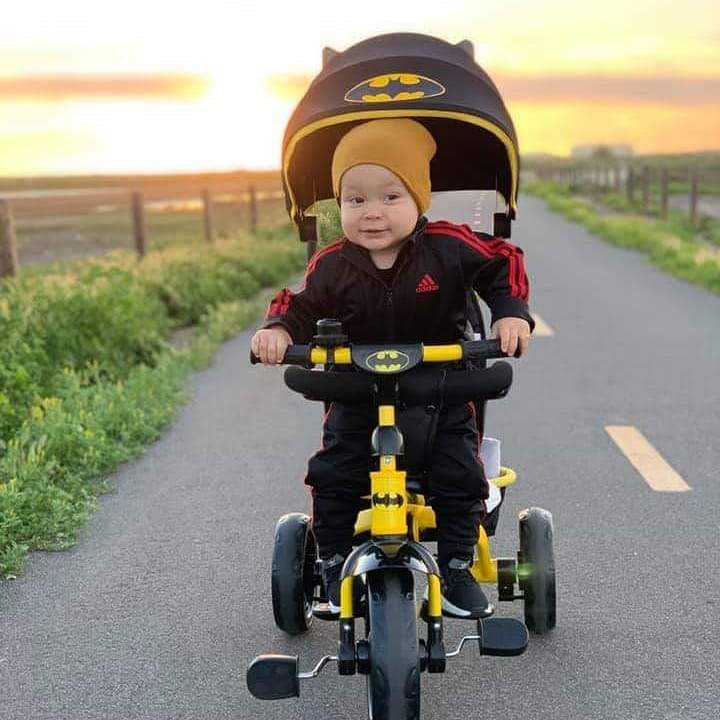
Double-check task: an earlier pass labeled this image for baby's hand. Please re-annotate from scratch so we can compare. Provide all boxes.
[251,326,293,365]
[491,317,531,357]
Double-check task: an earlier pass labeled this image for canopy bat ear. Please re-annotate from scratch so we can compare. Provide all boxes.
[322,47,339,67]
[456,40,474,59]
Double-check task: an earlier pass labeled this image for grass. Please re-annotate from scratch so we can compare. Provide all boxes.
[0,224,306,577]
[525,181,720,297]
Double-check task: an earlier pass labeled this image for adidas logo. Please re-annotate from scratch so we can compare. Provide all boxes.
[416,274,439,293]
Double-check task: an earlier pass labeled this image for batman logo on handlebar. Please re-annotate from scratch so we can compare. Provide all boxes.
[365,350,411,373]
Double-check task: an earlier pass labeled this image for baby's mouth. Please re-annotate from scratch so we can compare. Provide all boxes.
[361,228,388,234]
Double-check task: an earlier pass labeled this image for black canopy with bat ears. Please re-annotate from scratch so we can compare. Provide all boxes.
[281,32,520,237]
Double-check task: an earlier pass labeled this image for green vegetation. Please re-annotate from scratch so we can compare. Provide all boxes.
[0,226,305,577]
[525,181,720,296]
[309,198,344,247]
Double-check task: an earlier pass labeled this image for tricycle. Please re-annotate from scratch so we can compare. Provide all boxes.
[246,32,556,720]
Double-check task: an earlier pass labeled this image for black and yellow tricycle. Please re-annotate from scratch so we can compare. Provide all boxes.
[247,322,556,720]
[246,32,556,719]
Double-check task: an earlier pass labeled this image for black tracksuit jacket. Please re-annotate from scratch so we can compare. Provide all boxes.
[263,216,534,562]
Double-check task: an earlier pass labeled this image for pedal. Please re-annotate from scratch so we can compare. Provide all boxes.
[247,655,299,699]
[478,618,528,656]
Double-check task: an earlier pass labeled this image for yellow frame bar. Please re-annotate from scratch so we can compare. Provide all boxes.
[340,575,354,619]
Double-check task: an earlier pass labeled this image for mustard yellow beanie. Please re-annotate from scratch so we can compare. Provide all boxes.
[331,119,437,214]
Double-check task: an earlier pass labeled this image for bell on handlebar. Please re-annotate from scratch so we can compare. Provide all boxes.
[313,319,348,348]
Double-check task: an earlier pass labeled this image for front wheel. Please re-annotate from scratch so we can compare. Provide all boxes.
[271,513,317,635]
[518,507,556,633]
[366,569,421,720]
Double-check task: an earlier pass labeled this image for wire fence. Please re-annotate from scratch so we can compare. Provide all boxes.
[0,183,287,278]
[527,162,720,225]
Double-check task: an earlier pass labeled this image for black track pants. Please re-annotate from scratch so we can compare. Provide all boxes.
[306,402,488,565]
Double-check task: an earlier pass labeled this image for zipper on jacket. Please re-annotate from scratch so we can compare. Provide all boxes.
[384,288,394,339]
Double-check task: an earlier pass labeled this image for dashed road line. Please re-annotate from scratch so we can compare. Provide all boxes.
[605,425,691,492]
[531,313,554,336]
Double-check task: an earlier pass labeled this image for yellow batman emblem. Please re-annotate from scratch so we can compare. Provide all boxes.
[365,350,411,373]
[344,74,446,103]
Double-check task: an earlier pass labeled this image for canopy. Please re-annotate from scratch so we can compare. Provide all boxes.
[281,33,520,228]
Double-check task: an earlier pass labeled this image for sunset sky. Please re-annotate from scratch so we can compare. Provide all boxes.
[1,0,718,176]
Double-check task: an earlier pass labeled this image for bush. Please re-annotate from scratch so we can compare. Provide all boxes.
[0,225,306,576]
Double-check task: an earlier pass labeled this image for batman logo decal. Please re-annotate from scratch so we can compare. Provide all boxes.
[365,349,411,373]
[344,73,446,103]
[372,493,404,508]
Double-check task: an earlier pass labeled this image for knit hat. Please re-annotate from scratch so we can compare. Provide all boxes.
[331,119,437,214]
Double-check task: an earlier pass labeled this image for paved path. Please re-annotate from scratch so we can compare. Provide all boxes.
[2,195,719,719]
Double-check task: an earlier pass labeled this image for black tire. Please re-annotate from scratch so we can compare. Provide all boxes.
[271,513,317,635]
[366,569,421,720]
[518,507,556,633]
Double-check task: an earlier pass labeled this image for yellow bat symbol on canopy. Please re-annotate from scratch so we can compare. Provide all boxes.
[344,74,446,103]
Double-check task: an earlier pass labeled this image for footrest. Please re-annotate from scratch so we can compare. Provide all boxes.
[478,618,529,656]
[312,602,339,621]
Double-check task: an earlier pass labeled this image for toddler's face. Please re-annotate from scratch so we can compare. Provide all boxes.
[339,164,419,257]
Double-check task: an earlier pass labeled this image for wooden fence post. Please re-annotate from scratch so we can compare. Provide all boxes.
[660,168,669,219]
[627,166,635,203]
[0,199,20,278]
[202,189,214,244]
[249,185,257,234]
[131,192,147,259]
[641,166,651,211]
[689,169,699,226]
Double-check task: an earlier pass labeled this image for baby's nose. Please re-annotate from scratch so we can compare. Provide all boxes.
[363,204,383,218]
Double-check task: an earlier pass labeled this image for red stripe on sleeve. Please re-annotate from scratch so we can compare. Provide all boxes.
[426,221,528,299]
[266,288,294,317]
[304,238,345,281]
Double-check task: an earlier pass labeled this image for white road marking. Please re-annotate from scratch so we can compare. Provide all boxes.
[531,313,554,336]
[605,426,691,492]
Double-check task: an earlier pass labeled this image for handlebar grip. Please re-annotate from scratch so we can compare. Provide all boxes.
[249,345,312,365]
[283,345,312,365]
[463,339,521,360]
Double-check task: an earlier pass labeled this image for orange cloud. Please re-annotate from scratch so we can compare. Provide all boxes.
[266,74,313,100]
[0,74,209,101]
[495,74,720,105]
[267,72,720,106]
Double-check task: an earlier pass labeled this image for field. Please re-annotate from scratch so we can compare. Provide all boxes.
[1,170,287,269]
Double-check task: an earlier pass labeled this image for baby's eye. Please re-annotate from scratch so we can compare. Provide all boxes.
[385,193,400,202]
[347,196,364,206]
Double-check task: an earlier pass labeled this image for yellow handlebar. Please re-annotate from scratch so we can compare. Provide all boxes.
[308,344,464,365]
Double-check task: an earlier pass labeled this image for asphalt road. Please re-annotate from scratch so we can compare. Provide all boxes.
[1,194,719,720]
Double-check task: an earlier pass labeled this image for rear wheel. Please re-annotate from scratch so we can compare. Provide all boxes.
[366,569,421,720]
[271,513,317,635]
[518,507,556,633]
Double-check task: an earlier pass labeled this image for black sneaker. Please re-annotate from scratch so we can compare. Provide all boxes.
[439,557,494,619]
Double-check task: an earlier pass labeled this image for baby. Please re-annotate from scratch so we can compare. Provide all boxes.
[252,118,532,618]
